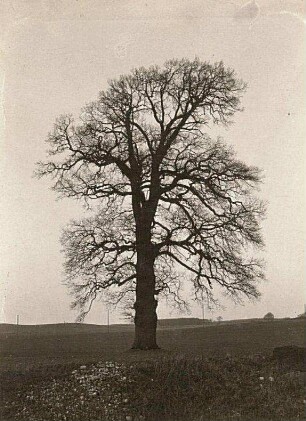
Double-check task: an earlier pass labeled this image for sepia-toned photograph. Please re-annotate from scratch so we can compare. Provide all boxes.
[0,1,305,420]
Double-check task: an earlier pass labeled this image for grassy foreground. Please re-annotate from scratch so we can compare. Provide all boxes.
[0,319,305,420]
[1,355,305,421]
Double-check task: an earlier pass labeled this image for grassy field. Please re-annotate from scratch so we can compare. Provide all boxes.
[0,318,305,420]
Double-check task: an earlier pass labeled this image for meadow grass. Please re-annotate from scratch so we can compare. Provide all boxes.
[0,354,304,421]
[0,319,305,420]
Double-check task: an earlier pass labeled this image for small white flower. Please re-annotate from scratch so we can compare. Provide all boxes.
[269,376,274,382]
[259,376,264,381]
[123,398,129,403]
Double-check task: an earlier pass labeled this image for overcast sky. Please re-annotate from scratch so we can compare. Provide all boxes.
[0,0,305,325]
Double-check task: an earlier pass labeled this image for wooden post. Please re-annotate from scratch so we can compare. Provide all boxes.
[16,314,19,337]
[107,308,110,335]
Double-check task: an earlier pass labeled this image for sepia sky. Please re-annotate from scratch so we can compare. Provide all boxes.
[0,0,305,325]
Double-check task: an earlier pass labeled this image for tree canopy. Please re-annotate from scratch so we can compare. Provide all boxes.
[37,58,265,348]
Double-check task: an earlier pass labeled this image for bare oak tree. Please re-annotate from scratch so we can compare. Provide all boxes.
[37,58,265,349]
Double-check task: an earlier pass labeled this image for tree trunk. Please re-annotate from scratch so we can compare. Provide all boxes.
[132,242,159,350]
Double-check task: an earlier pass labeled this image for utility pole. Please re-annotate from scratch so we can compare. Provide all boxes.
[200,292,205,326]
[16,314,19,337]
[107,308,110,335]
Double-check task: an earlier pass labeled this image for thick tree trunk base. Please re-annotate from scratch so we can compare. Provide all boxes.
[132,322,159,350]
[133,239,159,350]
[132,297,159,350]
